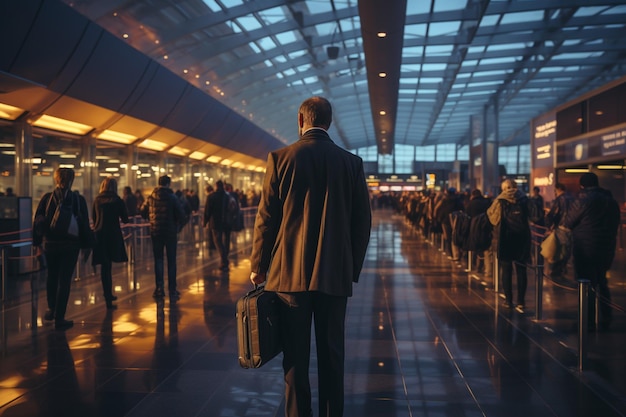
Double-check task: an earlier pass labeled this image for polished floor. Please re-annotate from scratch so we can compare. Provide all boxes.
[1,209,625,417]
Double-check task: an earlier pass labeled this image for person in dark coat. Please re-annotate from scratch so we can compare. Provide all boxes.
[562,173,620,331]
[140,175,188,299]
[465,189,492,273]
[122,186,138,217]
[545,182,574,280]
[250,97,371,417]
[92,177,129,309]
[32,168,91,330]
[487,179,532,311]
[434,187,464,260]
[204,180,232,270]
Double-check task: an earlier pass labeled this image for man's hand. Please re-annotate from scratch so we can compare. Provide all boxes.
[250,271,266,285]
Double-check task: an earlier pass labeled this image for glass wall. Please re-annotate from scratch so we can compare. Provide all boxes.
[0,125,15,195]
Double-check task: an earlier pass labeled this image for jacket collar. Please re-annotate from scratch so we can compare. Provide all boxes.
[299,128,333,143]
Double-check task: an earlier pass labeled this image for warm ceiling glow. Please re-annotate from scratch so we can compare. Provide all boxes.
[207,155,222,163]
[33,114,93,135]
[168,146,190,156]
[220,158,233,166]
[597,165,624,170]
[0,102,25,120]
[564,168,589,173]
[96,129,137,144]
[189,151,207,160]
[231,162,243,168]
[138,138,168,151]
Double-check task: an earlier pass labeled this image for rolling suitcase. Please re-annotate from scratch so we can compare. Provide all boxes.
[236,285,282,368]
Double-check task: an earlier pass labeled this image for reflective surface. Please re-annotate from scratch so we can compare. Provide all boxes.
[1,210,625,416]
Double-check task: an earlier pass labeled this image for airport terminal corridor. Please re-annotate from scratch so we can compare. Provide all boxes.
[0,209,625,417]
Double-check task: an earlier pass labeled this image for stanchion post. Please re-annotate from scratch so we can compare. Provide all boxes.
[494,256,499,293]
[578,279,590,371]
[535,264,543,320]
[467,250,473,272]
[1,247,5,302]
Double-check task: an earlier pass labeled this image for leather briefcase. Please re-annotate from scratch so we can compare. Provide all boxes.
[236,285,282,368]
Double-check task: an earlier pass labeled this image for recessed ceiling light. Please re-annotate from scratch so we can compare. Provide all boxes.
[377,32,387,38]
[379,72,387,78]
[379,110,386,115]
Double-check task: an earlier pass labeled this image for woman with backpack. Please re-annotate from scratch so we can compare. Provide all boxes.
[487,179,533,311]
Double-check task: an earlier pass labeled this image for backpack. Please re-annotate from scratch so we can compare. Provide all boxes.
[501,199,529,235]
[450,211,471,249]
[498,199,531,261]
[223,192,240,230]
[46,190,79,238]
[468,212,492,252]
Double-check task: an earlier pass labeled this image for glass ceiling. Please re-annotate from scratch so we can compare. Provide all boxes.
[64,0,626,153]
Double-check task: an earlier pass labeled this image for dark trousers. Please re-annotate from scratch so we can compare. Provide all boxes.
[100,259,114,300]
[45,244,80,320]
[499,259,527,305]
[211,229,231,267]
[151,235,177,291]
[277,291,348,417]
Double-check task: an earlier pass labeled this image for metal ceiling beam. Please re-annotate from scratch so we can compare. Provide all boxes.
[358,0,407,155]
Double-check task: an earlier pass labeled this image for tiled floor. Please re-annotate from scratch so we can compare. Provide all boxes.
[0,210,625,417]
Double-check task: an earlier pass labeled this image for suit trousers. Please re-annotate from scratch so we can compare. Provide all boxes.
[277,291,348,417]
[499,259,527,306]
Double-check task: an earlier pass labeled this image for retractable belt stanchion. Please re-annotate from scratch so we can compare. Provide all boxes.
[578,279,590,371]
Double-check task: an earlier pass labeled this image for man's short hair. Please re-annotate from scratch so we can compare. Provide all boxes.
[471,189,483,198]
[158,175,171,187]
[533,186,540,193]
[555,182,566,192]
[579,172,599,188]
[216,180,224,190]
[299,96,332,129]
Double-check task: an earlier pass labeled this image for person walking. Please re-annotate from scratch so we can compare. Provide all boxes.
[140,175,188,299]
[122,186,138,217]
[487,179,533,311]
[545,182,574,280]
[33,168,91,330]
[92,177,129,309]
[562,173,620,331]
[204,180,233,270]
[250,96,372,417]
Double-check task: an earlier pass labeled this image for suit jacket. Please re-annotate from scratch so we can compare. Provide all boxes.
[250,128,372,297]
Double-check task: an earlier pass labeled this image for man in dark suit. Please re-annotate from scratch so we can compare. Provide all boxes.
[250,96,372,417]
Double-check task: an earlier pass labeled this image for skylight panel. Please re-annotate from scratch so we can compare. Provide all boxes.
[552,52,599,60]
[401,64,421,72]
[487,42,528,52]
[339,18,360,32]
[287,50,306,59]
[221,0,244,7]
[313,22,336,37]
[202,0,221,12]
[305,0,333,14]
[427,21,460,36]
[406,1,431,15]
[403,46,424,56]
[602,5,626,15]
[479,56,516,65]
[574,6,606,17]
[421,63,446,71]
[404,23,427,39]
[303,76,318,84]
[226,20,242,33]
[248,42,261,53]
[257,36,277,50]
[400,77,419,85]
[433,0,468,13]
[257,6,286,25]
[500,10,544,25]
[425,45,453,55]
[479,15,499,27]
[283,68,296,77]
[420,77,443,84]
[275,31,298,45]
[236,16,262,31]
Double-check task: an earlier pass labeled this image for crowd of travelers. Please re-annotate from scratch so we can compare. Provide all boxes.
[32,167,258,330]
[385,173,621,329]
